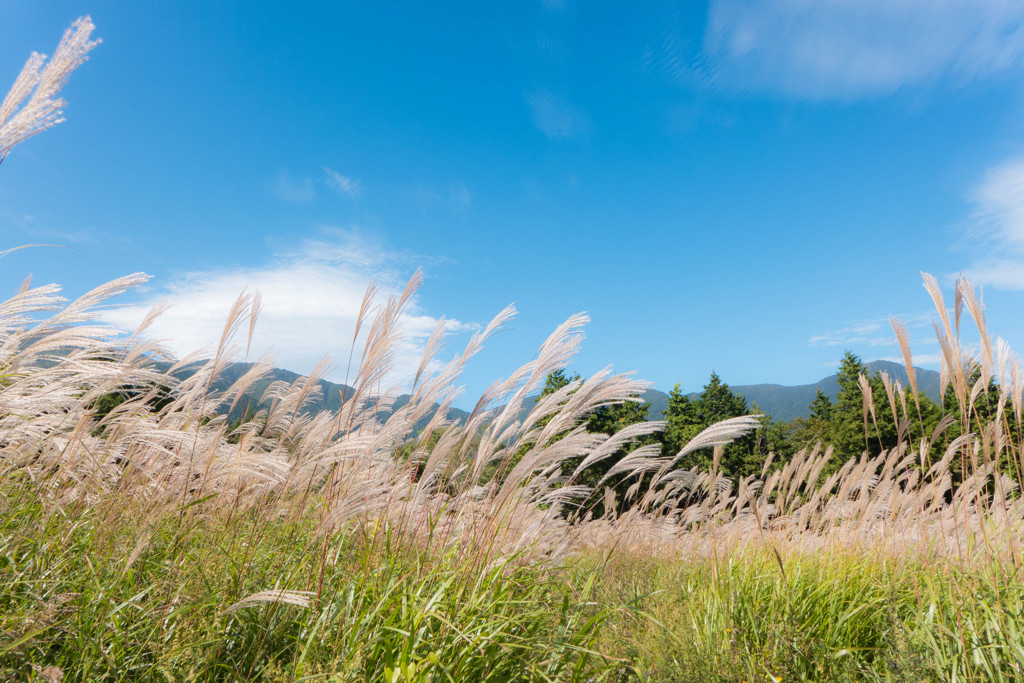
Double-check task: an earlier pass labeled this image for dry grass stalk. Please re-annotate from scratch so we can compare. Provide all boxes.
[225,590,314,614]
[0,268,1022,571]
[0,17,99,163]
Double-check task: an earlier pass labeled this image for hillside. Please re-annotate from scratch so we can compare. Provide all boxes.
[187,360,941,428]
[639,361,942,422]
[163,362,471,434]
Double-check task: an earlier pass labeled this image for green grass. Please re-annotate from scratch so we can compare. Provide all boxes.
[0,264,1020,681]
[0,485,612,682]
[6,18,1024,681]
[5,478,1024,682]
[587,548,1024,682]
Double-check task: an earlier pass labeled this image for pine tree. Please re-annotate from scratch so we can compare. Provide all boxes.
[830,351,871,462]
[810,388,835,422]
[750,403,796,466]
[661,383,702,463]
[662,372,762,477]
[696,371,749,425]
[541,368,579,399]
[790,388,835,451]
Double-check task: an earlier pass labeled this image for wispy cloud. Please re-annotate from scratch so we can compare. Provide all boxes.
[100,229,473,389]
[810,313,936,349]
[878,352,944,368]
[969,159,1024,250]
[323,167,361,198]
[0,204,115,246]
[962,259,1024,290]
[526,89,589,139]
[959,158,1024,289]
[641,4,698,86]
[810,320,888,348]
[642,36,690,84]
[811,314,943,371]
[704,0,1024,99]
[271,171,315,203]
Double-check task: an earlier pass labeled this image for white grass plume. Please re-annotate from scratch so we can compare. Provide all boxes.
[225,589,314,614]
[0,17,99,163]
[3,268,1023,568]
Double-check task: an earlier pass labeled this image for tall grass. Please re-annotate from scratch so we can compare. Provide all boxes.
[0,270,667,680]
[1,265,1022,680]
[1,485,611,680]
[5,17,1024,682]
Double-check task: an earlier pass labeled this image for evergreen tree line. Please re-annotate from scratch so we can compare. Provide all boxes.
[530,349,1023,514]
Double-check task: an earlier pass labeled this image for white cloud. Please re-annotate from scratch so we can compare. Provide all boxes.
[704,0,1024,98]
[878,352,943,368]
[323,167,362,198]
[812,320,943,373]
[100,230,472,389]
[810,313,936,351]
[526,89,589,139]
[809,320,886,347]
[962,259,1024,290]
[959,158,1024,289]
[271,171,315,203]
[969,159,1024,251]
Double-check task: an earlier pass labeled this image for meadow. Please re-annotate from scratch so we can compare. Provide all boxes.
[0,264,1022,682]
[4,16,1024,683]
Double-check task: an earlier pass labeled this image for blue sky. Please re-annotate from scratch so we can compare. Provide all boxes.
[4,1,1024,404]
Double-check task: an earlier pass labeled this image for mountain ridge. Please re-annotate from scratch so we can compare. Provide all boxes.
[184,359,942,428]
[639,360,942,422]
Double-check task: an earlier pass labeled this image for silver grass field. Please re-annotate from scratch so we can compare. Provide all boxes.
[3,17,1024,683]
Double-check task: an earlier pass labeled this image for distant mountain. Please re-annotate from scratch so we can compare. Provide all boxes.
[636,361,942,423]
[164,362,470,434]
[168,359,941,430]
[641,389,669,421]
